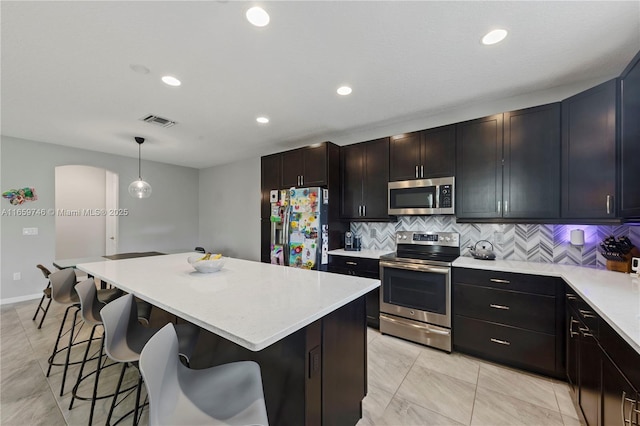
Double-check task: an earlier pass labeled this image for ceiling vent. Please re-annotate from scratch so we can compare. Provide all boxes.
[140,114,177,128]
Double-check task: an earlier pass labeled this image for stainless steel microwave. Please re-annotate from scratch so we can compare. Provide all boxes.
[388,177,455,215]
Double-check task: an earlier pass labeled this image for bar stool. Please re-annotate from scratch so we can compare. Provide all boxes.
[100,294,199,426]
[46,269,123,396]
[32,264,53,329]
[140,323,269,425]
[69,279,152,425]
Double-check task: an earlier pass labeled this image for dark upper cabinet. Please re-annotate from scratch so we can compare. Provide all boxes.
[562,79,618,219]
[456,114,503,219]
[503,104,561,218]
[260,153,281,218]
[620,50,640,218]
[457,105,561,220]
[389,125,455,181]
[421,125,456,178]
[281,144,328,188]
[389,132,421,181]
[340,138,390,220]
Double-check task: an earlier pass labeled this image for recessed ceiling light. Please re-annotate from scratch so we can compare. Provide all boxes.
[337,86,352,96]
[256,116,269,124]
[246,7,270,27]
[482,29,508,45]
[161,75,181,87]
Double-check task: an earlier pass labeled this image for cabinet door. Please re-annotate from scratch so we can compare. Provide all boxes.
[503,104,561,218]
[602,353,638,426]
[340,144,364,219]
[566,308,580,392]
[562,79,617,218]
[302,144,328,187]
[389,132,421,181]
[281,149,304,188]
[579,328,601,426]
[261,154,281,218]
[362,138,390,220]
[421,125,456,178]
[456,114,503,218]
[620,50,640,218]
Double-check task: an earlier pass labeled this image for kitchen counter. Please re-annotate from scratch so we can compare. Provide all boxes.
[80,253,376,425]
[78,253,379,351]
[327,248,393,259]
[453,256,640,355]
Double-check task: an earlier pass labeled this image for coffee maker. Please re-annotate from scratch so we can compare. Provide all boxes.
[345,231,361,251]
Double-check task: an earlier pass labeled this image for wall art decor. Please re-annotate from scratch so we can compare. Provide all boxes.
[2,187,37,205]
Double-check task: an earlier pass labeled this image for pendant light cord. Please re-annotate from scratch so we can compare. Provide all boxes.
[138,142,142,179]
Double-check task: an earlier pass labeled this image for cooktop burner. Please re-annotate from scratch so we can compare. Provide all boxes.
[382,231,460,266]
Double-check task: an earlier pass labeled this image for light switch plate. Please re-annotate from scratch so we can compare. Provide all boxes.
[22,227,38,236]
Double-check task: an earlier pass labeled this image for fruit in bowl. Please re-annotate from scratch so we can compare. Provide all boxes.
[188,253,226,273]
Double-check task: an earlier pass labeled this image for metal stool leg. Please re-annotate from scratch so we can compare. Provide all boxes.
[69,324,97,410]
[60,308,80,396]
[47,304,74,377]
[32,294,46,321]
[106,363,128,426]
[37,297,52,329]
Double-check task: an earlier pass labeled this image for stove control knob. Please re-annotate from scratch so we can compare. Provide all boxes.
[402,235,407,240]
[444,237,451,242]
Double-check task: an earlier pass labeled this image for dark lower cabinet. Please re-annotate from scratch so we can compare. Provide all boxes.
[328,255,380,329]
[566,286,640,426]
[602,353,638,426]
[453,268,565,378]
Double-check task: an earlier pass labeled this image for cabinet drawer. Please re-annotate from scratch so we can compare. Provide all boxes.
[454,315,556,374]
[454,283,556,333]
[454,268,557,296]
[328,256,380,278]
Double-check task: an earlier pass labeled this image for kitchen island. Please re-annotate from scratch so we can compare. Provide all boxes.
[78,253,379,426]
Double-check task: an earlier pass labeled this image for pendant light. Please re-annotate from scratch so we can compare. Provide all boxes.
[128,137,152,198]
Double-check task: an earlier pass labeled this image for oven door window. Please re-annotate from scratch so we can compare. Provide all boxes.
[382,267,447,314]
[389,186,436,210]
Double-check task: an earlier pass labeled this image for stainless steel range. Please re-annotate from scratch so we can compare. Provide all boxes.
[379,231,460,352]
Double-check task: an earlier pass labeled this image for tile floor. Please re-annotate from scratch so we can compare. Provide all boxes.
[1,298,582,425]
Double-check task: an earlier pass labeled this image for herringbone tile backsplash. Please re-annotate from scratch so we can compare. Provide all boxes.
[351,217,640,269]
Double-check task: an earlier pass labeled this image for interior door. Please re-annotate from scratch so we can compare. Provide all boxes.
[105,170,118,255]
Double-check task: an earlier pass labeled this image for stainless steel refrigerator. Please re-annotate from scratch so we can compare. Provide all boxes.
[269,187,329,270]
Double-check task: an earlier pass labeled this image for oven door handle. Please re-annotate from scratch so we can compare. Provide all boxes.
[380,314,451,335]
[380,260,449,274]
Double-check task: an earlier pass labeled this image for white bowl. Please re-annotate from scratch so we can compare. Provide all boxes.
[188,255,226,273]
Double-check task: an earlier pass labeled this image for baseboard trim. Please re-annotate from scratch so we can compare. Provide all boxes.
[1,293,42,305]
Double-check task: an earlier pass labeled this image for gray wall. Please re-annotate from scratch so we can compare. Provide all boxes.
[198,157,261,262]
[0,136,199,302]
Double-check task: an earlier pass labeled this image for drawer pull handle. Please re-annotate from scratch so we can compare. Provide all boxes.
[566,294,577,300]
[622,392,637,425]
[490,338,510,346]
[490,278,510,284]
[579,309,596,319]
[489,304,510,310]
[345,261,358,266]
[579,327,593,337]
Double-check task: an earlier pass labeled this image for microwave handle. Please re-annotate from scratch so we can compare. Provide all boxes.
[435,185,440,209]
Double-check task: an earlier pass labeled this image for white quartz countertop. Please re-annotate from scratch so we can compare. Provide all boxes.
[78,253,379,352]
[453,256,640,354]
[327,249,393,259]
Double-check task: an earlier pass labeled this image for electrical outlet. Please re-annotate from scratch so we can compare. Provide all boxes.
[13,272,21,280]
[22,227,38,236]
[370,228,376,238]
[494,231,504,244]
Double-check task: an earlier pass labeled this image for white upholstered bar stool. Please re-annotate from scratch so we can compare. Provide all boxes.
[100,294,199,426]
[139,323,269,426]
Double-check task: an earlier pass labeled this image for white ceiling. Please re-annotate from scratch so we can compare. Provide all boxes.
[2,1,639,169]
